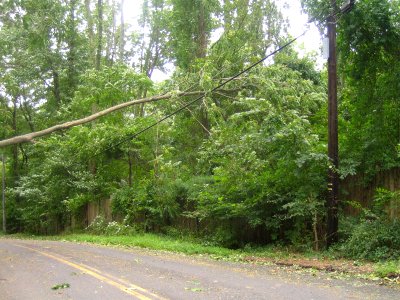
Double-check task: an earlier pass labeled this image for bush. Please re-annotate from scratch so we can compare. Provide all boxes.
[85,216,107,234]
[374,261,400,278]
[86,216,136,236]
[340,220,400,261]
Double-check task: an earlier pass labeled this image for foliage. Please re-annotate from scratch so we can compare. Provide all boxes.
[338,0,400,176]
[167,0,219,69]
[69,64,153,117]
[302,0,400,176]
[111,178,182,231]
[85,215,137,236]
[340,188,400,261]
[1,0,400,258]
[341,220,400,261]
[193,64,327,246]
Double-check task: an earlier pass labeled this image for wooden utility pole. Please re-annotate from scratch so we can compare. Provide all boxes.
[2,154,6,233]
[327,0,339,247]
[326,0,355,248]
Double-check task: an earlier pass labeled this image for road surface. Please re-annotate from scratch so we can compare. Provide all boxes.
[0,238,399,299]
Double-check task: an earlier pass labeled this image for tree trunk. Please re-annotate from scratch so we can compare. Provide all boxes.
[106,0,117,65]
[119,0,125,62]
[12,96,19,180]
[52,69,61,107]
[313,211,319,251]
[84,0,96,66]
[128,150,133,187]
[21,99,35,132]
[67,0,78,99]
[96,0,104,70]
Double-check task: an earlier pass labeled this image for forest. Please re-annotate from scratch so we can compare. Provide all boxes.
[0,0,399,261]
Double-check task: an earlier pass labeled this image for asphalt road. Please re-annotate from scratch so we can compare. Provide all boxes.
[0,238,399,300]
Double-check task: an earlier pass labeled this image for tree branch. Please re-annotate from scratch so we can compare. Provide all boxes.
[0,91,204,148]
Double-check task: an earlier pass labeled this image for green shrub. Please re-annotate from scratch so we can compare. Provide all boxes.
[86,216,136,236]
[85,216,107,234]
[341,220,400,261]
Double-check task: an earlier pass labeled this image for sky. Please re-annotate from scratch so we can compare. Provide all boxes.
[278,0,322,56]
[123,0,324,80]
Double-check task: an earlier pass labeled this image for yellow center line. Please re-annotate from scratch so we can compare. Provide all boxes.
[14,243,167,300]
[68,256,166,299]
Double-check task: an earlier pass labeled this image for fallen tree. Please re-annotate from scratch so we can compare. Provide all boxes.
[0,91,205,148]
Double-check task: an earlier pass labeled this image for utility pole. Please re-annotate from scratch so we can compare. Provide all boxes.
[326,0,339,246]
[2,154,6,234]
[326,0,354,247]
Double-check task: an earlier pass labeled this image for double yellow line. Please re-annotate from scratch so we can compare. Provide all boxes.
[14,244,167,300]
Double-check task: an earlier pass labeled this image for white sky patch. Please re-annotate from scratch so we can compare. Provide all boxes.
[122,0,324,80]
[279,0,324,67]
[123,0,141,23]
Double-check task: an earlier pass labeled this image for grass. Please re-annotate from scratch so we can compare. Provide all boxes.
[4,231,316,263]
[13,232,322,260]
[0,231,354,260]
[6,232,238,258]
[63,233,237,257]
[374,261,400,278]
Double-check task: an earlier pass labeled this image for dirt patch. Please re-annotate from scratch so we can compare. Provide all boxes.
[242,256,375,274]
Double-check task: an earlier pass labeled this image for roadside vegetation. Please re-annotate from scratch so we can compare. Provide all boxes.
[4,228,399,282]
[0,0,399,283]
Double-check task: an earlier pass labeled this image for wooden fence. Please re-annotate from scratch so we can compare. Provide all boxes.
[341,167,400,218]
[75,168,400,230]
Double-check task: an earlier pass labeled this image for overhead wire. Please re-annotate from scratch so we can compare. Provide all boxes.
[90,30,306,156]
[84,23,272,158]
[77,6,348,164]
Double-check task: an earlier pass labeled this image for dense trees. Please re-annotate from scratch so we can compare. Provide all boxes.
[0,0,399,254]
[301,0,400,177]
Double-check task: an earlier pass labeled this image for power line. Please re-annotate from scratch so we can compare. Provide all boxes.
[77,8,348,163]
[92,31,307,157]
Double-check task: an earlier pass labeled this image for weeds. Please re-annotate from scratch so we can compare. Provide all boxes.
[374,261,400,278]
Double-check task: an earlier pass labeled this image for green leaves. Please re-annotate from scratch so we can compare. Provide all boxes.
[336,0,400,175]
[70,64,153,117]
[51,283,70,290]
[192,63,327,243]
